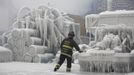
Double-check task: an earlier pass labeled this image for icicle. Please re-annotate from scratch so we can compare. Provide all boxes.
[79,50,115,72]
[43,18,47,46]
[25,16,31,29]
[85,14,99,33]
[35,16,43,38]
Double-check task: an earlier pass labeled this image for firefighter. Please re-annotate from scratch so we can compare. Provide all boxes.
[54,31,82,72]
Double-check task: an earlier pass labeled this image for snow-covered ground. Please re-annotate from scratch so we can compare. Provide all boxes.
[0,62,128,75]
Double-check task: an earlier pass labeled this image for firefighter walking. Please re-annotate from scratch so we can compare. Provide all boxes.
[54,31,82,72]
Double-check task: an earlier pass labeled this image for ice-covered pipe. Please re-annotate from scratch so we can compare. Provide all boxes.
[33,53,54,63]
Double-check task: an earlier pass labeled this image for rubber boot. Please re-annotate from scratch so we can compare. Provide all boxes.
[66,68,71,72]
[54,64,60,72]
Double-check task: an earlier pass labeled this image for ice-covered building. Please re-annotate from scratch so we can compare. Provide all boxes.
[80,9,134,73]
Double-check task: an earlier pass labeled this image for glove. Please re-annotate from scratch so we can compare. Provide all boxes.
[79,50,83,53]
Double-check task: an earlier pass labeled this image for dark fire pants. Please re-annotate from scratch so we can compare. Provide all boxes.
[57,54,72,69]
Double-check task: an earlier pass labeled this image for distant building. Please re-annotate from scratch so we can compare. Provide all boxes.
[111,0,134,11]
[85,0,107,15]
[85,0,134,15]
[95,0,107,13]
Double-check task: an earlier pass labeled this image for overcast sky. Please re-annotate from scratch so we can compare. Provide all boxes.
[12,0,92,15]
[0,0,16,31]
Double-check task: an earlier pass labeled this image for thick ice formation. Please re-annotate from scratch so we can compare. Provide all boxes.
[85,10,134,38]
[33,53,54,63]
[85,14,99,33]
[28,45,47,57]
[0,46,12,62]
[2,5,81,62]
[99,10,134,26]
[79,50,115,72]
[79,50,134,73]
[0,36,2,46]
[79,25,134,73]
[79,10,134,73]
[113,53,134,73]
[29,37,43,45]
[94,33,121,50]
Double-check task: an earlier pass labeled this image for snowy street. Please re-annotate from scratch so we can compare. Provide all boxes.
[0,62,127,75]
[0,62,85,75]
